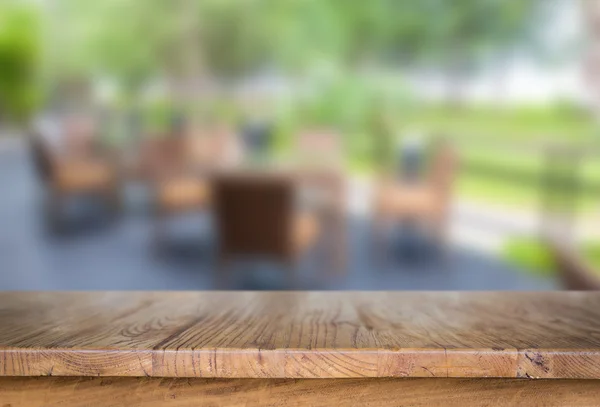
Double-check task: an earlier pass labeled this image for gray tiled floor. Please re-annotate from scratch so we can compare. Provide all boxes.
[0,142,556,290]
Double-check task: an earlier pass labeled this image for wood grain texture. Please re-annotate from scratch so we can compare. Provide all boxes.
[2,377,600,407]
[2,292,600,378]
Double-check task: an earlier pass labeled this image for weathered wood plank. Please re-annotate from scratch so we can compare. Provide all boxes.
[1,292,600,378]
[2,377,600,407]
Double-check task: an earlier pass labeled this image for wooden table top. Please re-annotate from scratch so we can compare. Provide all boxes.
[1,291,600,379]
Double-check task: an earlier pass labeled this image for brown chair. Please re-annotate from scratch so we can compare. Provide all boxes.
[137,135,212,247]
[140,126,241,198]
[140,127,241,247]
[30,135,54,184]
[212,172,320,286]
[185,126,242,170]
[371,143,457,261]
[294,130,345,224]
[29,132,121,229]
[135,135,188,181]
[294,130,347,273]
[62,115,97,157]
[295,129,343,168]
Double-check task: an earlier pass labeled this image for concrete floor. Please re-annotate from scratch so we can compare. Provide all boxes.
[0,140,556,290]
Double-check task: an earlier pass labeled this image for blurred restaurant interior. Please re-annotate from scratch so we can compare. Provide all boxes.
[1,0,600,290]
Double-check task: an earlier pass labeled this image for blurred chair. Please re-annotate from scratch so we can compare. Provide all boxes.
[62,115,97,157]
[295,129,343,168]
[137,134,211,247]
[136,135,187,181]
[371,142,457,262]
[29,128,121,230]
[185,125,243,170]
[295,129,347,273]
[146,126,242,247]
[212,173,321,287]
[153,175,211,249]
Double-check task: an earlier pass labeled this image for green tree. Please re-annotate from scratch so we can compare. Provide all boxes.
[0,2,40,122]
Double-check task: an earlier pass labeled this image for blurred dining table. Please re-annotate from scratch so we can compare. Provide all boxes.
[124,130,349,276]
[199,158,348,276]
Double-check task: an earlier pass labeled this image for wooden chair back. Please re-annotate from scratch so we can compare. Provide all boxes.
[29,134,54,184]
[213,173,294,261]
[62,116,98,158]
[428,143,458,200]
[296,130,342,168]
[138,136,187,179]
[186,126,241,169]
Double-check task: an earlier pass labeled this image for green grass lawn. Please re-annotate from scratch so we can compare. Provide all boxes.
[457,165,600,213]
[404,104,598,143]
[583,243,600,273]
[503,237,600,278]
[502,237,557,277]
[400,105,600,211]
[457,148,600,211]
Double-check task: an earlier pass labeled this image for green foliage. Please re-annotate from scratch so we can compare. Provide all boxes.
[41,0,548,88]
[142,98,176,135]
[503,239,600,279]
[0,2,40,122]
[583,243,600,275]
[502,237,556,277]
[56,0,180,92]
[0,0,558,127]
[269,72,416,170]
[403,104,597,147]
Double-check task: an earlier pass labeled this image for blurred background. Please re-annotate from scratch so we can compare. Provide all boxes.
[0,0,598,290]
